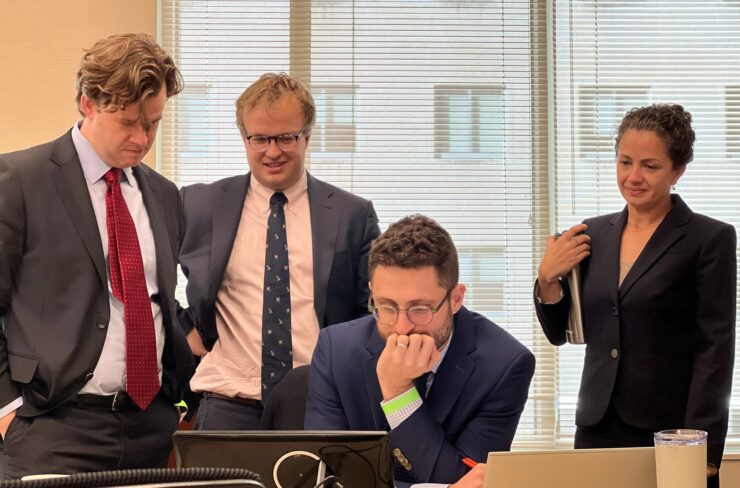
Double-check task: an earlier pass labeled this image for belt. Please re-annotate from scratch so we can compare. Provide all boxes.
[204,392,262,408]
[75,391,139,412]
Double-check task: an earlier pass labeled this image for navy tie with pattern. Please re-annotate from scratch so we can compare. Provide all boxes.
[262,192,293,401]
[414,371,433,399]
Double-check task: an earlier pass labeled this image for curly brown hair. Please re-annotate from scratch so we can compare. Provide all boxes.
[369,214,459,289]
[235,72,316,140]
[76,33,183,114]
[614,103,695,168]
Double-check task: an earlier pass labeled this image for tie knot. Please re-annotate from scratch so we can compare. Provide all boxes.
[270,192,288,207]
[104,168,122,184]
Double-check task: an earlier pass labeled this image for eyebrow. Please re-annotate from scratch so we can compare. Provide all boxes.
[374,297,436,307]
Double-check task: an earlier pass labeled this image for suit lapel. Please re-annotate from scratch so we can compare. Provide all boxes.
[209,174,250,300]
[424,307,476,424]
[308,174,339,325]
[365,328,391,430]
[618,196,690,299]
[595,210,625,306]
[48,132,107,284]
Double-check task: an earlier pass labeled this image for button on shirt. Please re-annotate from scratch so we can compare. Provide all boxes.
[72,123,165,395]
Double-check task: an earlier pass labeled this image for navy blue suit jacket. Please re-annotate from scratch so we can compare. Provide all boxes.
[178,172,380,349]
[305,307,535,485]
[535,195,736,465]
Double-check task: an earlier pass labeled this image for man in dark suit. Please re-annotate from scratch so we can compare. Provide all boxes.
[179,73,380,429]
[305,215,535,488]
[0,33,195,477]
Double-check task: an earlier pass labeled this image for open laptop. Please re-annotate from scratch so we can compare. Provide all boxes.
[173,430,393,488]
[484,447,656,488]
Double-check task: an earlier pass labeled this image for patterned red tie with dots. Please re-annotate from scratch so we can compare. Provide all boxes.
[104,168,159,410]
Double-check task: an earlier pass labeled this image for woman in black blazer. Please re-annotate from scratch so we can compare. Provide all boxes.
[535,104,736,488]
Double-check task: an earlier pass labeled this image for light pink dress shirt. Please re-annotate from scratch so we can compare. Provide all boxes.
[190,171,319,400]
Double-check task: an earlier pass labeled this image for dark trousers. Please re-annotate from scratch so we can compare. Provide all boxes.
[194,393,263,430]
[4,394,178,479]
[575,404,719,488]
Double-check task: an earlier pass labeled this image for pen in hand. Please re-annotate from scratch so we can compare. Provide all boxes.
[462,457,478,469]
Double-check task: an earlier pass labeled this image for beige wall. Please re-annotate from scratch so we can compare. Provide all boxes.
[0,0,156,157]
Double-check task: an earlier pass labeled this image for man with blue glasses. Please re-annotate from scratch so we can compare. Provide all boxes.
[178,73,380,429]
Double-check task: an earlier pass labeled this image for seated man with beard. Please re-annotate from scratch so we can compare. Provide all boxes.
[305,214,535,488]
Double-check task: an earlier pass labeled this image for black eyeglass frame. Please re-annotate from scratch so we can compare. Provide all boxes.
[367,288,453,326]
[244,126,308,152]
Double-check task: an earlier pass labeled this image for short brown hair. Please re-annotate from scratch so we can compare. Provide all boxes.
[235,72,316,139]
[369,214,459,289]
[615,103,695,168]
[76,33,183,115]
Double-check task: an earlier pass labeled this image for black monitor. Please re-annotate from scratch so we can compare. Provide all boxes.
[173,430,393,488]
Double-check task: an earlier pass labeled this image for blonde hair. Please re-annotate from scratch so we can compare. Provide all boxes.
[76,33,183,114]
[235,72,315,139]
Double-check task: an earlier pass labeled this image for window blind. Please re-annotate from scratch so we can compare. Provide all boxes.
[161,0,553,448]
[161,0,740,452]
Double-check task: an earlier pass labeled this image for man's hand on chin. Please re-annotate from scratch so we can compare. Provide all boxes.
[376,333,440,401]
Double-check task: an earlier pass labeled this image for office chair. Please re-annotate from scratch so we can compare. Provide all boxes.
[260,365,310,430]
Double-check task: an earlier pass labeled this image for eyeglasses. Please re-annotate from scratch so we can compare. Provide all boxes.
[245,127,307,152]
[368,288,453,326]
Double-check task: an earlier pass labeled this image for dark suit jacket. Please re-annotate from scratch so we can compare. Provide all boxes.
[304,307,535,485]
[535,195,736,465]
[0,131,195,416]
[177,172,380,349]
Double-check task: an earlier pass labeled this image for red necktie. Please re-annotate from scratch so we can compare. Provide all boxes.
[104,168,159,410]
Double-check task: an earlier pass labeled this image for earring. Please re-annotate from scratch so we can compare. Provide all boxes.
[672,184,676,191]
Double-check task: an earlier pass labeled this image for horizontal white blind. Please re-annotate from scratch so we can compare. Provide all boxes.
[552,0,740,449]
[161,0,554,448]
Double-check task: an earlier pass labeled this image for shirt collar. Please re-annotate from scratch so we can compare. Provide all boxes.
[71,121,135,187]
[250,169,308,216]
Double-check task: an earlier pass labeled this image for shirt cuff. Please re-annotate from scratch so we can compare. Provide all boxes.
[535,279,564,305]
[0,396,23,419]
[381,386,422,430]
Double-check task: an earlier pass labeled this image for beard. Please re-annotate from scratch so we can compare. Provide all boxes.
[431,311,454,350]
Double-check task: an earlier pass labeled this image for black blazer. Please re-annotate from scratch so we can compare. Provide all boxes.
[177,172,380,349]
[0,131,195,416]
[535,195,736,465]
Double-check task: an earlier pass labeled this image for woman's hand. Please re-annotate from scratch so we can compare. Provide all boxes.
[537,224,591,302]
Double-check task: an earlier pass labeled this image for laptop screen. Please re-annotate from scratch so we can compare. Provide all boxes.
[173,430,393,488]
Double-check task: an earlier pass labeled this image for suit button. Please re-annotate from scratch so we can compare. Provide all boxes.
[97,322,107,329]
[612,306,618,316]
[610,348,619,359]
